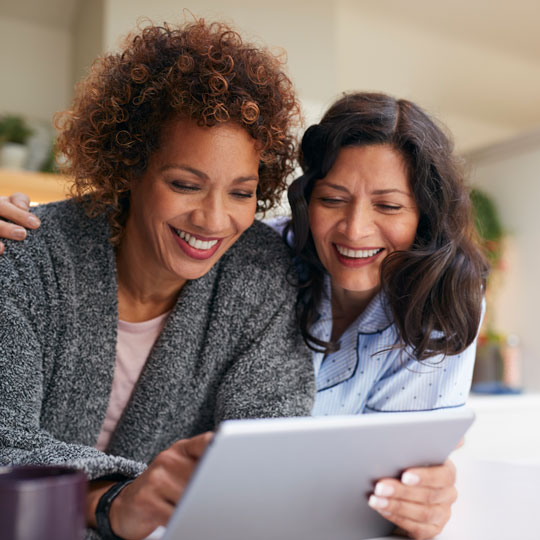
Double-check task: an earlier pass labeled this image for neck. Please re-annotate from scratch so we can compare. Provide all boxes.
[116,225,186,323]
[330,284,378,342]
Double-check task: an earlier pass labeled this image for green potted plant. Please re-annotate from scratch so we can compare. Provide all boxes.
[470,188,519,392]
[0,114,34,170]
[471,188,504,269]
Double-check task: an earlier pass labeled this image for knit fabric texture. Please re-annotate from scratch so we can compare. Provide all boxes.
[0,199,314,538]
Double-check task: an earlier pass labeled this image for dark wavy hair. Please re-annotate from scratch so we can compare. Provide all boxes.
[287,92,489,360]
[56,18,301,244]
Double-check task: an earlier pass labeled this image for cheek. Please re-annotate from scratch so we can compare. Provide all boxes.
[134,185,174,221]
[235,203,257,234]
[391,218,419,250]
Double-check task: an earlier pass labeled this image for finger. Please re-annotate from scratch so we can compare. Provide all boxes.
[455,437,465,449]
[172,431,213,460]
[374,479,457,506]
[368,497,450,531]
[400,459,456,489]
[9,192,30,211]
[0,241,4,254]
[0,221,28,241]
[0,197,41,229]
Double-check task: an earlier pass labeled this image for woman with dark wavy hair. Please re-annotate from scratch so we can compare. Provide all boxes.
[0,19,315,539]
[278,91,488,538]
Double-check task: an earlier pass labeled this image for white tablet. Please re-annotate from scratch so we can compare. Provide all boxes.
[162,408,474,540]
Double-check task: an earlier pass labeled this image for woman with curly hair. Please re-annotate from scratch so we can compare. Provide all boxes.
[0,19,315,539]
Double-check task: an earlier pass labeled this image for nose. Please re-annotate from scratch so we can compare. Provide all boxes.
[190,191,230,234]
[340,201,375,240]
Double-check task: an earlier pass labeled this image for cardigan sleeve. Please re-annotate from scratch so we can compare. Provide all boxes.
[0,248,146,482]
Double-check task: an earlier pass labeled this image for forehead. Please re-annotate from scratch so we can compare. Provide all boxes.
[321,144,411,191]
[157,117,260,165]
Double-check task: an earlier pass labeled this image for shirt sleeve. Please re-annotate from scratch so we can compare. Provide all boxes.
[363,342,477,413]
[364,299,484,413]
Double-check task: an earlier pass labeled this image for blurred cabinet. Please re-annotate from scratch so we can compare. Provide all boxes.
[0,168,70,205]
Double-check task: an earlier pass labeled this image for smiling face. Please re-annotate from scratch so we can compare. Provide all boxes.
[308,144,420,305]
[123,117,260,290]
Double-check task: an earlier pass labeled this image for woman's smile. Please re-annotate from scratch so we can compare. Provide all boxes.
[169,226,223,260]
[333,244,385,267]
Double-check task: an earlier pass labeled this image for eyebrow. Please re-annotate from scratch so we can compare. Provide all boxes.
[316,182,349,193]
[160,164,258,184]
[317,182,412,198]
[371,188,413,197]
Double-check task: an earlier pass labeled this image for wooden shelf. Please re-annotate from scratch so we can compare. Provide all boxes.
[0,168,71,205]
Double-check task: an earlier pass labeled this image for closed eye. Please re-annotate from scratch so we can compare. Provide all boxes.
[170,181,200,193]
[376,204,402,211]
[231,191,255,200]
[319,197,346,205]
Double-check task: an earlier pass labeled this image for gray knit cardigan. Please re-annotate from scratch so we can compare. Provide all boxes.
[0,200,314,492]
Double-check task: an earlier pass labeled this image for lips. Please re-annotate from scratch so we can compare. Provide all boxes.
[333,243,384,267]
[335,245,383,259]
[170,226,223,260]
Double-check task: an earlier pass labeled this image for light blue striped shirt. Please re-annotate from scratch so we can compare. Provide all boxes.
[264,217,476,417]
[311,274,476,416]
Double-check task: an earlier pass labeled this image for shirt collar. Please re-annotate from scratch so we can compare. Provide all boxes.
[318,273,393,335]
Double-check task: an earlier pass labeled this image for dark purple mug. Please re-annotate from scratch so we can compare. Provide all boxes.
[0,465,86,540]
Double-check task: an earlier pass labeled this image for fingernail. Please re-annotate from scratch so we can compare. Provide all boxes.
[375,482,394,497]
[368,495,389,509]
[12,227,26,240]
[28,216,40,227]
[401,472,420,486]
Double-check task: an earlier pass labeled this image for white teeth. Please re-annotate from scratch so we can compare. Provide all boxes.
[335,245,383,259]
[176,229,218,251]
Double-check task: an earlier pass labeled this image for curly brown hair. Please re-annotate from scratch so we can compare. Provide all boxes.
[56,19,301,243]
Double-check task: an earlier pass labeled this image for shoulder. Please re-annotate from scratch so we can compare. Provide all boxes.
[220,220,292,280]
[0,199,111,290]
[31,199,110,248]
[3,199,108,258]
[215,220,295,307]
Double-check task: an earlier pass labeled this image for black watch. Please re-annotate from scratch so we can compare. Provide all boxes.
[95,479,134,540]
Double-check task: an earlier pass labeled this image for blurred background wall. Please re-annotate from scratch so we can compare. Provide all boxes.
[1,0,540,389]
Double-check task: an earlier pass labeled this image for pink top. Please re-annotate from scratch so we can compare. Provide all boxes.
[95,311,170,452]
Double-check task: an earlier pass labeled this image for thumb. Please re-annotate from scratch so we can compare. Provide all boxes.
[173,431,214,460]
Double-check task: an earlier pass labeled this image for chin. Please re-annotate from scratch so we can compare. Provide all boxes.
[337,277,380,295]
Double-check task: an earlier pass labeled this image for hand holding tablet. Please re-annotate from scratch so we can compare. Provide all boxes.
[162,408,474,540]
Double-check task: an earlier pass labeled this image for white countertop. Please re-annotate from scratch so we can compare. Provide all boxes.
[462,393,540,463]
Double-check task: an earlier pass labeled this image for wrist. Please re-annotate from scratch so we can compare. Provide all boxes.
[95,479,134,540]
[86,480,117,528]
